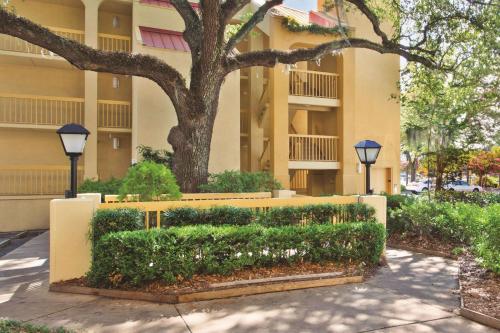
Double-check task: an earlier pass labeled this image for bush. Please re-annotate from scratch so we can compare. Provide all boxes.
[257,203,376,226]
[87,222,385,287]
[91,208,144,242]
[387,201,487,245]
[163,206,254,227]
[434,190,500,206]
[385,194,417,211]
[475,205,500,273]
[119,161,181,202]
[198,170,282,193]
[78,178,122,201]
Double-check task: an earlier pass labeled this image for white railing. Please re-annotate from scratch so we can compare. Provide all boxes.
[0,165,83,196]
[289,69,339,99]
[0,27,84,55]
[98,33,131,52]
[0,94,84,127]
[98,100,132,130]
[289,134,339,161]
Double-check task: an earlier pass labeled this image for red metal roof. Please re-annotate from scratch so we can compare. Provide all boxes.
[139,27,190,52]
[139,0,200,9]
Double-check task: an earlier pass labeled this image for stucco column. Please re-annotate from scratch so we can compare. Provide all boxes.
[82,0,101,180]
[269,66,290,188]
[248,34,264,171]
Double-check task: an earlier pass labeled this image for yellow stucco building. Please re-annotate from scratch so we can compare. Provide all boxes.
[0,0,400,230]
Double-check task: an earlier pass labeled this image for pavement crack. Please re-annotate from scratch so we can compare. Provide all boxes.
[22,298,102,324]
[357,315,457,333]
[174,304,193,333]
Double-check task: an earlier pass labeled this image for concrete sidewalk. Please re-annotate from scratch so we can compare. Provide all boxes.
[0,232,496,333]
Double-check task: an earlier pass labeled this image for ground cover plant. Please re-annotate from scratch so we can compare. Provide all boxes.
[87,222,385,288]
[0,319,73,333]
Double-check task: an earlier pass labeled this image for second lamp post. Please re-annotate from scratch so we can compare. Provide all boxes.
[354,140,382,195]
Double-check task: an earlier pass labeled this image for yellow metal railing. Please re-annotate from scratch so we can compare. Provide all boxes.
[289,69,339,99]
[289,134,339,161]
[98,100,132,130]
[0,28,131,55]
[0,27,84,55]
[104,192,272,203]
[0,94,84,127]
[0,165,83,196]
[98,33,131,52]
[99,196,358,229]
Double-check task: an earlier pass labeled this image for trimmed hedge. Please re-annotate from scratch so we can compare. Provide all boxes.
[91,208,144,242]
[257,203,376,226]
[87,222,385,287]
[198,170,282,193]
[163,206,254,226]
[434,190,500,206]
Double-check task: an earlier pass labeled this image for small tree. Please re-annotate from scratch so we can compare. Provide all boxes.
[468,149,500,187]
[118,161,181,202]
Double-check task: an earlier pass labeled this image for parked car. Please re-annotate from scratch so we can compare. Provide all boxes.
[405,180,433,194]
[443,180,482,192]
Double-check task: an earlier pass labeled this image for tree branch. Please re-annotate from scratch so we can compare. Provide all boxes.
[0,8,188,106]
[225,0,283,54]
[225,38,438,71]
[221,0,251,24]
[345,0,390,44]
[170,0,201,52]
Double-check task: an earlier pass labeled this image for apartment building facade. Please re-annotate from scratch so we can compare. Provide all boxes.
[0,0,400,229]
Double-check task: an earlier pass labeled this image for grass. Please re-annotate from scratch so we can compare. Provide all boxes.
[0,319,73,333]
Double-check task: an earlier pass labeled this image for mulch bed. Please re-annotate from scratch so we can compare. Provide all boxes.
[61,261,370,295]
[459,253,500,320]
[387,234,460,257]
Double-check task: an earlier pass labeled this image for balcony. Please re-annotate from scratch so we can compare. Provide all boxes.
[0,94,131,131]
[289,134,340,170]
[0,165,83,196]
[289,69,340,108]
[0,27,131,57]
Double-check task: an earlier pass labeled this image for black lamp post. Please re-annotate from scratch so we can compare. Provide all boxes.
[57,124,90,198]
[354,140,382,195]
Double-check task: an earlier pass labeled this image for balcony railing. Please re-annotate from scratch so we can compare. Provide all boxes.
[0,27,84,55]
[0,165,83,196]
[98,100,132,130]
[0,93,84,127]
[0,27,131,54]
[98,33,132,52]
[289,134,339,161]
[289,69,339,99]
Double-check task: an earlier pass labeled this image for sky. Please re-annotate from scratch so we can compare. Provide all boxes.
[283,0,317,11]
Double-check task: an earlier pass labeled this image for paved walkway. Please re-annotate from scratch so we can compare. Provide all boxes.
[0,232,496,333]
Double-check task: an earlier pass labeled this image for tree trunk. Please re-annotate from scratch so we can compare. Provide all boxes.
[167,80,222,193]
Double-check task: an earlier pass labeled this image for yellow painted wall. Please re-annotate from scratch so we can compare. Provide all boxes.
[97,73,131,101]
[97,132,132,180]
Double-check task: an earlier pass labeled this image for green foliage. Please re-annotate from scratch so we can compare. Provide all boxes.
[164,206,254,227]
[434,190,500,207]
[281,16,348,35]
[137,145,173,170]
[198,170,282,193]
[0,319,73,333]
[87,222,385,287]
[257,203,376,227]
[475,205,500,273]
[118,161,181,202]
[385,194,417,211]
[91,208,144,242]
[387,201,488,245]
[78,178,122,202]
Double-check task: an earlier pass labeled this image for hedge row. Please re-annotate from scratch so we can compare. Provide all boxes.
[91,203,376,240]
[87,222,386,287]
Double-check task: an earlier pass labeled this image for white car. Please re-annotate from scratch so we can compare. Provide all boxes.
[443,180,482,192]
[405,180,433,194]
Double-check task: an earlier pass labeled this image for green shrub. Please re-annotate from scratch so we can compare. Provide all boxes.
[0,319,73,333]
[385,194,417,211]
[434,190,500,206]
[137,145,173,170]
[163,206,254,227]
[387,201,487,245]
[257,203,376,226]
[198,170,282,193]
[91,208,144,242]
[78,178,122,202]
[119,161,181,202]
[87,222,385,287]
[475,205,500,273]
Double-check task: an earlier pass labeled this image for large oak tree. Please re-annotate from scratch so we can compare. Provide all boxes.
[0,0,495,191]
